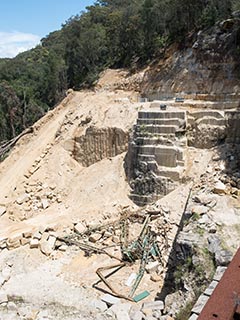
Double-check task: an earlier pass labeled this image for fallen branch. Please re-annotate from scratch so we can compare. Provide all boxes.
[0,127,33,158]
[57,236,122,262]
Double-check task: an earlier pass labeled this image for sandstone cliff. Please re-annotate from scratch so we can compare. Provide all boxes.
[142,16,240,100]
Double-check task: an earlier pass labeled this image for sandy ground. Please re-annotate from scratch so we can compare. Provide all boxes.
[0,87,145,239]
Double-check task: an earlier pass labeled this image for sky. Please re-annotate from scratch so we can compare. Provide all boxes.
[0,0,94,58]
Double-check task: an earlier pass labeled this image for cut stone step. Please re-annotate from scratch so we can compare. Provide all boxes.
[136,124,178,134]
[137,118,183,126]
[138,111,186,120]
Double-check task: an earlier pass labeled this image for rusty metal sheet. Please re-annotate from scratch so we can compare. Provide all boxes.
[198,248,240,320]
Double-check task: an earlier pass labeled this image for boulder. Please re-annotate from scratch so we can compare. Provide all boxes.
[213,181,226,194]
[145,261,160,274]
[129,306,144,320]
[40,235,56,256]
[207,235,232,266]
[207,235,221,254]
[90,299,108,313]
[194,193,215,205]
[41,199,49,209]
[191,205,208,216]
[215,249,232,266]
[74,223,86,234]
[107,303,131,320]
[89,233,102,243]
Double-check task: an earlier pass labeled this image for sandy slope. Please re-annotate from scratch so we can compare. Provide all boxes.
[0,86,144,239]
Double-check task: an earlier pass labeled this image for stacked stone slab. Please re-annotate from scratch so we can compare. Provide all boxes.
[127,109,187,206]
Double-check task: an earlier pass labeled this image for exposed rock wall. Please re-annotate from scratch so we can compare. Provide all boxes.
[126,109,187,206]
[225,111,240,144]
[142,18,240,99]
[73,126,129,167]
[126,107,240,206]
[187,110,240,148]
[187,110,227,148]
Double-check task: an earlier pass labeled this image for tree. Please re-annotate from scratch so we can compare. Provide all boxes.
[0,81,21,139]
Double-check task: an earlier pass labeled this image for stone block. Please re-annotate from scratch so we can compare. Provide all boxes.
[142,300,164,311]
[41,232,49,242]
[90,300,108,312]
[213,266,227,281]
[108,303,131,320]
[8,234,22,243]
[191,295,209,315]
[58,245,68,252]
[101,294,121,306]
[30,239,39,249]
[33,232,42,240]
[145,261,160,273]
[215,249,232,266]
[89,233,102,243]
[20,237,30,246]
[0,242,6,249]
[125,273,137,287]
[74,223,86,234]
[213,181,226,194]
[204,280,218,296]
[150,273,163,283]
[188,314,198,320]
[129,307,145,320]
[40,235,56,256]
[7,240,21,250]
[191,205,208,216]
[23,231,32,238]
[41,199,49,209]
[48,235,56,246]
[29,166,40,175]
[16,193,29,205]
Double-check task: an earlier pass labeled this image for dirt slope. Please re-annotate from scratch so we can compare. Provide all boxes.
[0,83,145,240]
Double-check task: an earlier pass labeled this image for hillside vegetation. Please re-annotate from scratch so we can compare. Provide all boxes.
[0,0,238,142]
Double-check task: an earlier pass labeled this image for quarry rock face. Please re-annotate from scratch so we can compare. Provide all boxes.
[126,108,187,206]
[187,110,227,148]
[142,18,240,99]
[73,126,129,166]
[126,105,240,205]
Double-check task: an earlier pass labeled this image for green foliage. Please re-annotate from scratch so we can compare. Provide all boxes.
[233,0,240,11]
[174,255,193,289]
[176,301,195,320]
[0,0,235,143]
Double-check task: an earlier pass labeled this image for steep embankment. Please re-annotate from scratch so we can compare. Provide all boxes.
[142,17,240,100]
